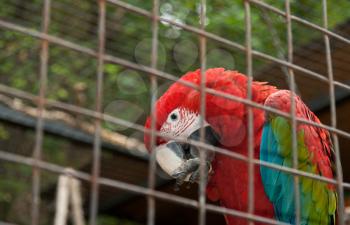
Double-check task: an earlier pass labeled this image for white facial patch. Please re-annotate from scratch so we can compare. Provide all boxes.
[156,108,209,180]
[160,108,208,140]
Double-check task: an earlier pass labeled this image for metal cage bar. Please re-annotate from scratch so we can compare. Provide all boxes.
[0,149,288,225]
[147,0,160,225]
[1,19,350,140]
[89,1,106,225]
[31,0,51,224]
[0,82,350,190]
[322,1,346,225]
[198,1,208,225]
[249,0,350,46]
[103,0,350,93]
[285,1,300,224]
[244,1,255,224]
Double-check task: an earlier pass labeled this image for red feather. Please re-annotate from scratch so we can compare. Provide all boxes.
[144,68,293,224]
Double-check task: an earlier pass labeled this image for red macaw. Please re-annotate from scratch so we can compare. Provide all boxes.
[144,68,337,225]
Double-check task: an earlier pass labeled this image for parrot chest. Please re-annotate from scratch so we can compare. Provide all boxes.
[207,148,275,225]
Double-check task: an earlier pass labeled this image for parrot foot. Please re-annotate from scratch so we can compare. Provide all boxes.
[188,161,212,184]
[172,158,212,190]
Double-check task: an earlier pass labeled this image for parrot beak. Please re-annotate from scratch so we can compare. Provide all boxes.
[155,125,220,188]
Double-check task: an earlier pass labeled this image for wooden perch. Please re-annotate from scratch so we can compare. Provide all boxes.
[70,178,85,225]
[54,175,70,225]
[0,94,147,155]
[346,206,350,225]
[54,169,86,225]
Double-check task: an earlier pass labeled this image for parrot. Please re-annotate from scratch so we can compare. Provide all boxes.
[144,68,337,225]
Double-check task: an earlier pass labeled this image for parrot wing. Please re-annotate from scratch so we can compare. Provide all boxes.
[260,90,337,225]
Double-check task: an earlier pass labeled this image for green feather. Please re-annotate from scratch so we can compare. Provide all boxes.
[261,116,337,225]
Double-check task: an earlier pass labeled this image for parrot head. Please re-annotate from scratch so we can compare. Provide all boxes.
[144,69,221,185]
[143,68,262,186]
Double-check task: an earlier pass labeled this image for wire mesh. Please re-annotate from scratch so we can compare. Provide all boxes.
[244,2,255,225]
[198,1,208,225]
[31,0,50,224]
[0,0,350,224]
[322,0,346,224]
[284,1,301,224]
[89,1,106,225]
[146,1,159,225]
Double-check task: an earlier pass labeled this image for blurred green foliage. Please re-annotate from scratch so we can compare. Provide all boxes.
[98,215,142,225]
[1,0,349,125]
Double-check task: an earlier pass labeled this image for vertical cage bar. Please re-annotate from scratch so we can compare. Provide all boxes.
[198,0,207,225]
[322,1,345,224]
[285,1,300,224]
[147,0,159,224]
[31,0,51,224]
[89,0,106,224]
[258,8,298,93]
[244,1,254,224]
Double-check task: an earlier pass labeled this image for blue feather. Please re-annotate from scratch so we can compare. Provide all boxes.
[260,118,336,225]
[261,122,295,223]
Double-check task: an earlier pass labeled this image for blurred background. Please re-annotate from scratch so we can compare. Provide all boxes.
[0,0,350,224]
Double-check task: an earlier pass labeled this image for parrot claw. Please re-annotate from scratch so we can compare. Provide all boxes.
[188,170,199,183]
[173,184,180,191]
[189,161,212,184]
[171,158,199,190]
[172,171,187,187]
[171,158,212,189]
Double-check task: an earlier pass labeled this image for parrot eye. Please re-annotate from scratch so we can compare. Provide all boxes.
[170,113,178,121]
[167,108,181,123]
